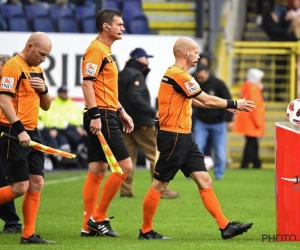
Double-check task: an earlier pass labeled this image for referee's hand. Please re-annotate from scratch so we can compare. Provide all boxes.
[18,131,31,147]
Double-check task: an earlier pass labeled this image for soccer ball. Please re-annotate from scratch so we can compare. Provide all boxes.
[286,99,300,125]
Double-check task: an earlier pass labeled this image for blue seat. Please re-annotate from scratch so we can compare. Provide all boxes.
[8,15,30,32]
[75,6,95,22]
[86,0,96,7]
[1,4,24,21]
[81,16,96,33]
[32,15,56,32]
[57,15,79,33]
[104,0,122,11]
[49,4,74,19]
[24,4,49,23]
[128,14,149,34]
[122,0,144,31]
[49,4,74,28]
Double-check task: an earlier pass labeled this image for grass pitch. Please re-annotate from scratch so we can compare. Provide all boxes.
[0,168,299,250]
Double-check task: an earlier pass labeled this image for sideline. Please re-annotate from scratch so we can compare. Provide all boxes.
[44,176,86,186]
[44,167,147,186]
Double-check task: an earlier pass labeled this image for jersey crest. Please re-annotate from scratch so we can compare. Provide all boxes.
[184,78,199,94]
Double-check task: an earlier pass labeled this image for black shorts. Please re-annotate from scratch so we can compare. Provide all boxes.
[154,131,207,182]
[0,126,45,183]
[83,109,129,163]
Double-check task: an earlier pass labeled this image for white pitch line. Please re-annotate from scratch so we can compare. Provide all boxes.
[44,176,85,186]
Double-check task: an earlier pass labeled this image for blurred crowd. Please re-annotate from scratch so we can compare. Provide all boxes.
[1,0,94,7]
[0,0,148,34]
[260,0,300,41]
[38,86,88,170]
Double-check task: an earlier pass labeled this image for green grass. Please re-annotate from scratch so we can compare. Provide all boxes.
[0,168,299,249]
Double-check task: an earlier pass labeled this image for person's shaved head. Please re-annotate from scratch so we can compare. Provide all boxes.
[27,32,52,49]
[173,37,199,71]
[173,37,198,57]
[20,32,52,67]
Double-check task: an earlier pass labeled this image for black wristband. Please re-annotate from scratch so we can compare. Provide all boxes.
[226,100,234,109]
[12,120,25,134]
[117,106,123,113]
[233,100,238,109]
[88,107,101,119]
[40,85,48,95]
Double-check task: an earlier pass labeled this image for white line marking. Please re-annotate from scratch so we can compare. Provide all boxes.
[45,176,85,186]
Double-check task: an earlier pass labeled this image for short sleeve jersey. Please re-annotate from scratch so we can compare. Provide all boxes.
[82,39,119,110]
[0,55,44,130]
[158,65,202,133]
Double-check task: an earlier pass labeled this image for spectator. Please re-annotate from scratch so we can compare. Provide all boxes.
[282,0,300,27]
[261,2,290,101]
[39,85,87,168]
[55,0,68,5]
[192,52,214,157]
[198,52,212,68]
[5,0,22,4]
[0,53,22,234]
[286,15,300,40]
[255,0,275,26]
[261,9,287,41]
[118,47,180,199]
[0,16,7,31]
[233,68,266,169]
[192,64,233,180]
[263,0,300,38]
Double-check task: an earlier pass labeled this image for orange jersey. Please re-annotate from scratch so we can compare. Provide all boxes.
[233,81,266,137]
[158,65,202,133]
[82,39,119,110]
[0,55,45,130]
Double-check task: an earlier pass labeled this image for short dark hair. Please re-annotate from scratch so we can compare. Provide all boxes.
[96,9,123,32]
[196,63,210,72]
[199,52,211,67]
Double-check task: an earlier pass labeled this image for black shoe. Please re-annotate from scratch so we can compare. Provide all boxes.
[220,221,253,240]
[120,193,134,198]
[0,225,22,234]
[87,216,119,237]
[80,229,102,237]
[138,229,171,240]
[20,234,56,244]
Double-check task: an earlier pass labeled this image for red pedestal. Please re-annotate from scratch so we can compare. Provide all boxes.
[276,122,300,241]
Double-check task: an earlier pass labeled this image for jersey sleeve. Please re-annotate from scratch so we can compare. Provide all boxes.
[82,48,104,81]
[175,74,202,98]
[0,62,22,97]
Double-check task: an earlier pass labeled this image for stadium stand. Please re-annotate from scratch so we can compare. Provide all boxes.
[49,4,74,28]
[127,14,149,34]
[80,15,96,33]
[103,0,122,11]
[0,3,24,22]
[75,5,96,33]
[32,15,56,32]
[24,3,49,25]
[7,14,30,32]
[0,0,151,34]
[57,14,80,33]
[122,0,149,34]
[225,0,288,169]
[142,1,196,35]
[75,5,95,22]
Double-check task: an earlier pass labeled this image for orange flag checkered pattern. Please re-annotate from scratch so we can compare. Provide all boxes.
[97,132,123,174]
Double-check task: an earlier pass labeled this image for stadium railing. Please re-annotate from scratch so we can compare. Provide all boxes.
[220,41,300,169]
